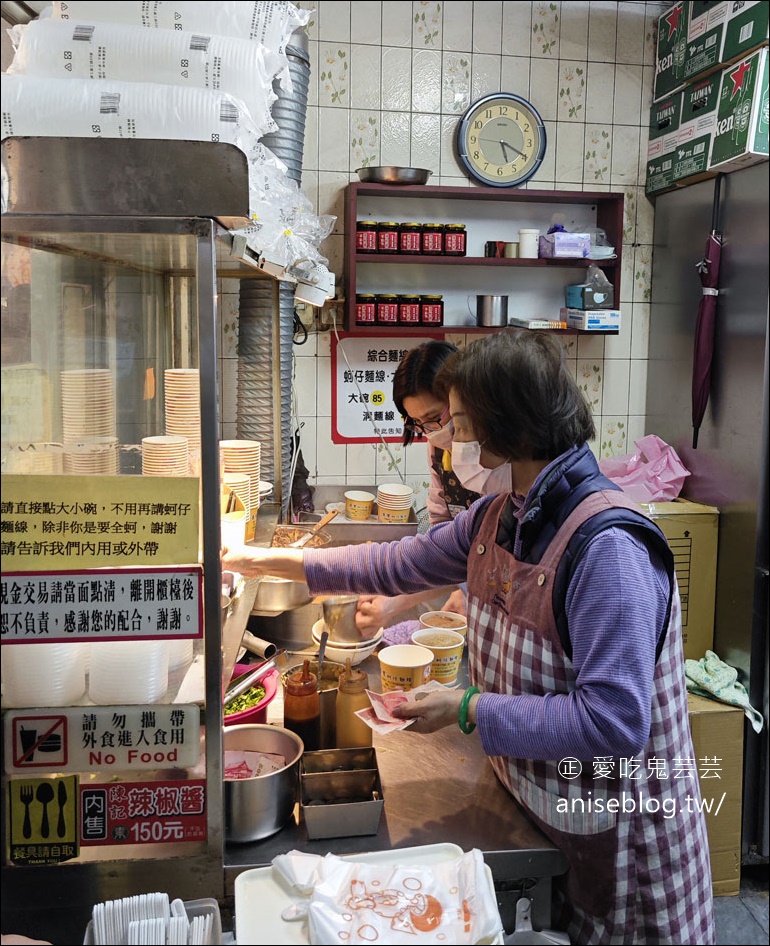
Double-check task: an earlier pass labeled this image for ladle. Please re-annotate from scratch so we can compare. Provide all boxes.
[316,629,329,679]
[288,508,339,548]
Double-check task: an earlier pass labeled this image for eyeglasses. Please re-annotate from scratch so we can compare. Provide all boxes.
[403,404,450,435]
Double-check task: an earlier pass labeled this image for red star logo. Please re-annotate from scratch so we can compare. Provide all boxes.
[664,4,683,40]
[728,60,752,98]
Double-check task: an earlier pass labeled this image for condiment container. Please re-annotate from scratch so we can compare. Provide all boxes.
[355,220,378,253]
[355,293,377,325]
[421,222,444,255]
[398,222,422,254]
[336,659,373,748]
[518,228,540,259]
[375,293,399,324]
[444,223,467,256]
[420,294,444,325]
[376,221,399,254]
[283,658,321,752]
[398,294,421,324]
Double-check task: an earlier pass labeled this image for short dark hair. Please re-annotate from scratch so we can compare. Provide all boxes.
[435,330,596,461]
[392,340,458,445]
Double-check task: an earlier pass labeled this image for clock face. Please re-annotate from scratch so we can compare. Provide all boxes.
[456,93,547,187]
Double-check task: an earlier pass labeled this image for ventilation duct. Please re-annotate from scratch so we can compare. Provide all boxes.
[237,34,311,520]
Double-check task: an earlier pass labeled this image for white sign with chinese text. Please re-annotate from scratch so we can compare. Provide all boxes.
[331,333,442,443]
[4,704,200,774]
[1,566,203,643]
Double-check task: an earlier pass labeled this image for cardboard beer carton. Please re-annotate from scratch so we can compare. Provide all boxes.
[683,0,769,86]
[672,71,721,184]
[708,46,769,173]
[654,2,690,102]
[646,91,683,195]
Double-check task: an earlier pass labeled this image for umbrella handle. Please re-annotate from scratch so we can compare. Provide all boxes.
[711,173,724,233]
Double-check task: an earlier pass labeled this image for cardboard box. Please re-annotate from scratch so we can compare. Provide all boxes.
[561,307,621,331]
[638,499,719,660]
[683,0,769,86]
[654,2,690,102]
[564,281,615,310]
[687,693,744,896]
[538,232,591,258]
[672,71,721,184]
[709,46,769,173]
[646,91,683,194]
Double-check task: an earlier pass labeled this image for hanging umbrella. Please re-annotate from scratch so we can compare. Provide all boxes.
[691,173,724,449]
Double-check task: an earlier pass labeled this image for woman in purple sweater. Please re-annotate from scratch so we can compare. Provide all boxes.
[223,331,715,945]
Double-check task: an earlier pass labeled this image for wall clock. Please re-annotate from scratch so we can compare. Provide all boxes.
[455,92,547,187]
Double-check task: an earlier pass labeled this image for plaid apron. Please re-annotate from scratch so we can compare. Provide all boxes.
[466,491,716,945]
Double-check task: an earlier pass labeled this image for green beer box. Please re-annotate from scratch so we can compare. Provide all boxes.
[683,1,769,86]
[672,72,721,184]
[646,92,683,195]
[654,1,690,102]
[709,46,769,172]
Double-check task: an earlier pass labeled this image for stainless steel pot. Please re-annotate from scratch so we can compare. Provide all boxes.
[249,600,324,649]
[251,525,332,613]
[476,294,509,327]
[224,724,303,842]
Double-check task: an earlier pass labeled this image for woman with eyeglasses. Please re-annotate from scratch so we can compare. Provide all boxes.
[355,341,481,634]
[223,330,715,944]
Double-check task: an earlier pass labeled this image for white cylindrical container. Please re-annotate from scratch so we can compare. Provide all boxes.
[2,643,87,707]
[88,640,169,705]
[518,228,540,258]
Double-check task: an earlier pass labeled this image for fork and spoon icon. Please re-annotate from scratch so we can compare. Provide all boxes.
[20,782,65,839]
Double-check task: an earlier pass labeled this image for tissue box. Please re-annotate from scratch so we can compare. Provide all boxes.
[561,308,621,331]
[564,283,615,310]
[538,232,591,258]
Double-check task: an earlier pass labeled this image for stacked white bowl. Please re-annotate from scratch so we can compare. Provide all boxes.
[88,640,170,704]
[220,440,262,518]
[141,435,189,476]
[376,483,414,523]
[311,620,382,666]
[2,642,87,707]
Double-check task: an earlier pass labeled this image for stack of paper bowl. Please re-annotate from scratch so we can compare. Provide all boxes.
[63,437,118,474]
[164,368,200,470]
[376,483,414,523]
[2,642,87,707]
[88,640,169,705]
[223,471,251,518]
[60,369,116,442]
[220,440,261,517]
[141,435,189,476]
[311,620,382,666]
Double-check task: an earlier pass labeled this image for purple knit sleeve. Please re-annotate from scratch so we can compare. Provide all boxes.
[303,496,495,596]
[476,528,671,761]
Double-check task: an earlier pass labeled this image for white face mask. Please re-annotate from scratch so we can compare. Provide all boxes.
[451,440,512,495]
[425,419,454,451]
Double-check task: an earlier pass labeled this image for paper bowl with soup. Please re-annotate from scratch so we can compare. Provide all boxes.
[410,628,465,686]
[419,610,468,638]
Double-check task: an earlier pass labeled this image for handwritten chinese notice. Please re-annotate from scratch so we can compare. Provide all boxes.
[330,334,442,443]
[0,475,199,570]
[1,566,202,644]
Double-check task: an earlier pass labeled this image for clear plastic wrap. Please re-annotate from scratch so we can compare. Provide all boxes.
[8,18,282,139]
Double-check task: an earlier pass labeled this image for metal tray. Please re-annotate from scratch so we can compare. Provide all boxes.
[300,485,419,544]
[356,165,432,185]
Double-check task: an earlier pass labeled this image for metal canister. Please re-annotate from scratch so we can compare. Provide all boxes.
[420,294,444,325]
[376,293,399,324]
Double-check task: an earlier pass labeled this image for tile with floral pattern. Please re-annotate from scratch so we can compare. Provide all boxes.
[319,45,350,106]
[413,1,443,48]
[532,2,560,58]
[351,112,380,168]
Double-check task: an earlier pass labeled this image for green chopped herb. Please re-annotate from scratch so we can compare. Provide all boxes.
[224,684,267,716]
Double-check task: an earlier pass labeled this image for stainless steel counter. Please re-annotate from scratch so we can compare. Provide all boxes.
[223,650,568,932]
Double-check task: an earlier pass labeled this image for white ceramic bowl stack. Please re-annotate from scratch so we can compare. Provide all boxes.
[88,640,170,705]
[141,435,189,476]
[220,440,261,517]
[376,483,414,523]
[2,642,87,707]
[164,368,201,472]
[60,368,116,442]
[222,471,251,518]
[311,620,382,666]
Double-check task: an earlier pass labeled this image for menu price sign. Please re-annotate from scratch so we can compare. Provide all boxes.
[0,474,200,570]
[330,334,442,443]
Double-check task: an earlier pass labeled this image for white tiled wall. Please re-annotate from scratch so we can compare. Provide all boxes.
[240,2,665,503]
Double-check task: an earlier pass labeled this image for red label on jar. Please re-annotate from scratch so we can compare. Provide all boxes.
[377,230,399,253]
[422,230,444,254]
[355,301,376,324]
[421,302,443,324]
[398,302,421,323]
[445,231,466,255]
[356,229,377,252]
[399,231,422,253]
[376,301,399,323]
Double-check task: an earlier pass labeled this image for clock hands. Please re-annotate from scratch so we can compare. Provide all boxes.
[500,139,526,161]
